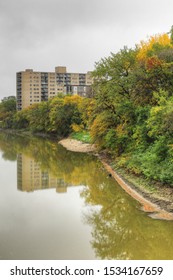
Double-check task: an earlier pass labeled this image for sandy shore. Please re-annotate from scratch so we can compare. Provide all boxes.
[59,138,173,220]
[58,138,96,153]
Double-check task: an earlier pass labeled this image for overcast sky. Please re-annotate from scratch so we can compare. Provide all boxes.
[0,0,173,99]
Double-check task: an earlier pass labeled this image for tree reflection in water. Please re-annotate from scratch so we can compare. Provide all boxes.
[80,174,173,260]
[1,132,173,260]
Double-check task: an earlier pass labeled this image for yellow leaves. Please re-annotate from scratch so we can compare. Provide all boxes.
[64,94,82,105]
[147,105,164,138]
[115,124,124,136]
[71,123,84,132]
[90,115,109,139]
[151,106,162,114]
[168,144,173,149]
[137,33,171,61]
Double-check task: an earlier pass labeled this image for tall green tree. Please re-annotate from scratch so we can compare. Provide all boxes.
[91,47,137,154]
[0,97,16,128]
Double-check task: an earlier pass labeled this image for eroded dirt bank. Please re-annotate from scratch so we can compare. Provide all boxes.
[58,138,173,220]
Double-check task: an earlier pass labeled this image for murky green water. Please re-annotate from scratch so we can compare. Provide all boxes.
[0,132,173,260]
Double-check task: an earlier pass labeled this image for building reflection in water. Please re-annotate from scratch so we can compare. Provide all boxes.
[17,153,71,193]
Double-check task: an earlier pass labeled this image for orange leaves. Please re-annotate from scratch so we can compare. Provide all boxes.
[145,56,162,70]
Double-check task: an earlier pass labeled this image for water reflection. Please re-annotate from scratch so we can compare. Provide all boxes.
[17,154,71,193]
[0,132,173,260]
[0,132,100,259]
[0,132,98,193]
[81,176,173,260]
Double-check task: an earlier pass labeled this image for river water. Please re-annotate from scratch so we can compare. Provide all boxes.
[0,132,173,260]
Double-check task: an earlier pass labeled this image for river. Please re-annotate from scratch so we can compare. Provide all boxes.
[0,132,173,260]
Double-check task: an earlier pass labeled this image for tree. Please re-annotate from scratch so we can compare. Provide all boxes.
[48,95,82,136]
[0,97,16,116]
[26,101,50,132]
[0,97,16,128]
[90,47,137,154]
[136,33,171,61]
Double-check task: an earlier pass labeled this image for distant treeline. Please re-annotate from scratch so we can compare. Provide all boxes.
[1,28,173,185]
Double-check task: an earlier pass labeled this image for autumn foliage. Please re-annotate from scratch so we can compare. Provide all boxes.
[1,27,173,185]
[137,33,171,61]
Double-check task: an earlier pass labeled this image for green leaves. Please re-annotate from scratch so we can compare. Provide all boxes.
[0,95,84,137]
[0,97,17,128]
[90,28,173,185]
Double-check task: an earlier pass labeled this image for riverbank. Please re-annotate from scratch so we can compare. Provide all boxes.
[58,138,96,153]
[1,128,173,220]
[59,138,173,220]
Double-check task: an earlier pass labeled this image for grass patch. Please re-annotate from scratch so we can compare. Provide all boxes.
[70,131,91,143]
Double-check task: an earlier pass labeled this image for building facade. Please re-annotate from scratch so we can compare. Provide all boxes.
[16,66,93,110]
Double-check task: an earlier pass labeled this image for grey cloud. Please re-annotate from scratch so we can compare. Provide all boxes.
[0,0,169,49]
[0,0,173,98]
[1,0,160,36]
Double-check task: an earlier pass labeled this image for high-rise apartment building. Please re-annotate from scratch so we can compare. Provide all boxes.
[16,66,93,110]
